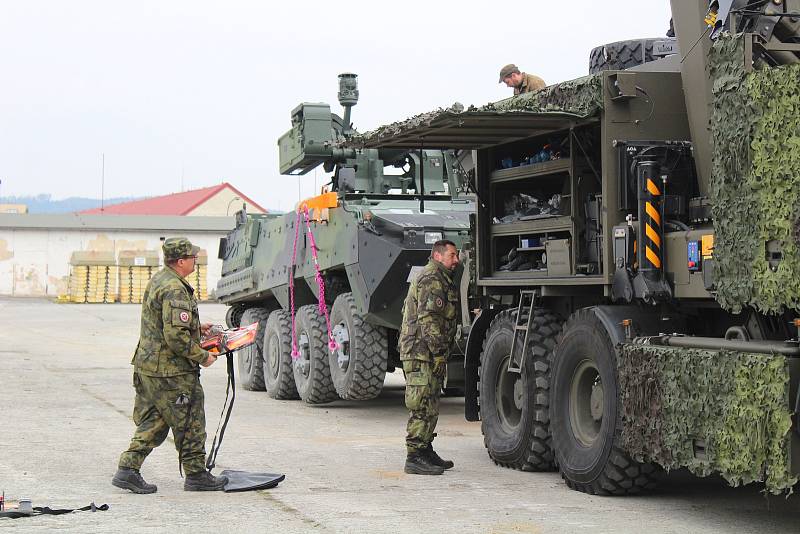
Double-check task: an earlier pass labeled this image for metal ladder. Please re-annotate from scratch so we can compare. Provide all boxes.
[507,290,537,374]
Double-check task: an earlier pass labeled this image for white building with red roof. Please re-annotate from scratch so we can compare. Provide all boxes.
[0,183,274,298]
[79,182,266,217]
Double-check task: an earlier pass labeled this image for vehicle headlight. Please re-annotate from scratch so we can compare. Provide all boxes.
[424,231,443,244]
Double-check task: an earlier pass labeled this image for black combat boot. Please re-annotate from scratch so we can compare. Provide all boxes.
[424,445,454,470]
[184,470,228,491]
[404,453,445,475]
[112,467,157,494]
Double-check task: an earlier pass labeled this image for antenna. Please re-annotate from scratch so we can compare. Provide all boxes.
[101,153,105,214]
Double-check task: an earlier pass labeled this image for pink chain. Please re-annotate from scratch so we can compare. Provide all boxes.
[289,205,338,360]
[289,210,302,358]
[302,207,338,352]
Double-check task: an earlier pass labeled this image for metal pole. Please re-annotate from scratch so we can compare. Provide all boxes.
[419,139,425,213]
[641,335,800,357]
[101,153,105,214]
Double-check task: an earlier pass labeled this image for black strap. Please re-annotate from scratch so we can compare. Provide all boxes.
[177,371,201,477]
[206,352,236,471]
[35,503,109,515]
[0,503,109,519]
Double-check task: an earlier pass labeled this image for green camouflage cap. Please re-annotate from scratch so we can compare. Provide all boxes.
[163,237,200,260]
[498,63,520,82]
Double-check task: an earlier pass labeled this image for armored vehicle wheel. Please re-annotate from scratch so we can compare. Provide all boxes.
[225,304,246,329]
[293,304,338,404]
[237,307,270,391]
[329,293,389,400]
[479,308,562,472]
[263,310,299,400]
[550,309,659,495]
[589,37,677,74]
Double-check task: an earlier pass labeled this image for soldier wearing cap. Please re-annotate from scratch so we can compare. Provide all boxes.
[399,239,460,475]
[113,237,228,493]
[499,64,546,95]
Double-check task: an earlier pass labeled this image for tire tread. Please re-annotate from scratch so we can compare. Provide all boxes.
[330,293,388,400]
[238,307,270,391]
[480,308,562,472]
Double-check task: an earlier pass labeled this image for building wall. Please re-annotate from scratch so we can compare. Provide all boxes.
[186,188,266,216]
[0,204,28,214]
[0,228,226,298]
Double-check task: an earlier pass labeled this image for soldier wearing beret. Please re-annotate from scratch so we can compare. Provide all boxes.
[112,237,228,493]
[399,239,460,475]
[499,64,546,95]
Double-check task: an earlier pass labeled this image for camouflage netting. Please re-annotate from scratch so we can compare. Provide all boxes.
[350,74,603,147]
[618,344,796,494]
[482,74,603,116]
[710,34,800,313]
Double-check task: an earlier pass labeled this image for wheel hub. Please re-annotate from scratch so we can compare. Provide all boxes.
[495,355,523,432]
[590,382,604,422]
[332,323,350,371]
[513,378,524,410]
[569,359,602,447]
[296,332,310,377]
[267,336,279,377]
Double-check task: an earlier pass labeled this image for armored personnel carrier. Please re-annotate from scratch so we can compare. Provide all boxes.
[216,74,474,404]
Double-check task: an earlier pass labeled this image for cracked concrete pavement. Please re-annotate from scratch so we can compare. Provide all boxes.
[0,297,798,533]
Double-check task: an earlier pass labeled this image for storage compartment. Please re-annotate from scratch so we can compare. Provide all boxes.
[494,231,572,274]
[491,163,571,223]
[477,124,603,280]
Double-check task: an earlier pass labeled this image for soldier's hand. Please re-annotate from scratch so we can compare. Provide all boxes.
[201,323,214,336]
[433,358,447,379]
[201,353,218,367]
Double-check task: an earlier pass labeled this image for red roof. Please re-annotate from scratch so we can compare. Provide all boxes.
[79,183,266,216]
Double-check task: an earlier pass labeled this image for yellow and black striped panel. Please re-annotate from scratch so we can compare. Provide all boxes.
[643,178,663,269]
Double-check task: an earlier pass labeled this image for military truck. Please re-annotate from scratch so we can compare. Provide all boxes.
[350,1,800,495]
[216,74,474,404]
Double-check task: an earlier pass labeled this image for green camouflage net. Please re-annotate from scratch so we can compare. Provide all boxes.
[350,75,602,147]
[618,344,796,494]
[710,34,800,313]
[483,74,603,117]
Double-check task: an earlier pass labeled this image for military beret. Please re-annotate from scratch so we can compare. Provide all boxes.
[163,237,200,260]
[498,63,520,82]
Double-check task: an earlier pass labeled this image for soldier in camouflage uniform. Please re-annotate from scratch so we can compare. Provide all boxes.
[499,63,546,95]
[112,237,228,493]
[399,239,460,475]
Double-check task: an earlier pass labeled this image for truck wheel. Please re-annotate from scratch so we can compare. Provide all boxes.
[237,307,270,391]
[588,38,677,74]
[263,310,299,400]
[550,309,659,495]
[479,308,562,471]
[329,293,388,400]
[225,304,246,328]
[293,304,338,404]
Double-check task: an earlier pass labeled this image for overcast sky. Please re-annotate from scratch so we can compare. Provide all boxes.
[0,1,673,212]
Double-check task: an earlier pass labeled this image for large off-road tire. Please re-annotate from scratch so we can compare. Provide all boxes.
[479,308,562,472]
[293,304,338,404]
[225,304,246,329]
[237,307,270,391]
[550,309,660,495]
[589,38,678,74]
[263,310,299,400]
[329,293,388,400]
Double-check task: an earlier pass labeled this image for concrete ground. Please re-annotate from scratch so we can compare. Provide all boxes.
[0,297,798,534]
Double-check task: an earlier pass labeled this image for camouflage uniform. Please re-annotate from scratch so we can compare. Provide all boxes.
[515,72,546,95]
[399,259,459,454]
[118,238,211,476]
